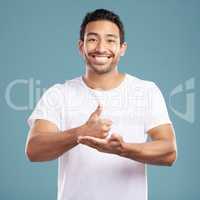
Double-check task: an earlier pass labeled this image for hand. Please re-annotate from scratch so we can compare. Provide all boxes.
[79,104,112,139]
[77,133,126,155]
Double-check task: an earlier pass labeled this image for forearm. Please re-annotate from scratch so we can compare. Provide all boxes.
[26,126,84,162]
[121,140,177,166]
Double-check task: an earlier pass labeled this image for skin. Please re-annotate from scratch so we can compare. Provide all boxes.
[25,20,177,166]
[79,20,127,90]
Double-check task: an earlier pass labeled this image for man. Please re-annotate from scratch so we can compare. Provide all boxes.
[25,9,177,200]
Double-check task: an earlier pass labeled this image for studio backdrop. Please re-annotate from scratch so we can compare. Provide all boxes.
[0,0,199,199]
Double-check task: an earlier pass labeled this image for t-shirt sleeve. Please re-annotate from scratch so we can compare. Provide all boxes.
[27,84,63,130]
[144,82,172,132]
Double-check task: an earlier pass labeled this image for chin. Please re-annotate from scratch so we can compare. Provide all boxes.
[90,64,114,75]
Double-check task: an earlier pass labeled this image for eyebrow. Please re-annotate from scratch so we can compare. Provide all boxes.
[86,32,118,38]
[86,32,98,37]
[106,34,118,38]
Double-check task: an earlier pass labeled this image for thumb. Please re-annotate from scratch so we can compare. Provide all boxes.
[109,133,123,142]
[90,104,103,119]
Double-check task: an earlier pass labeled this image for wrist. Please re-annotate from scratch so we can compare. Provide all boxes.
[119,142,130,157]
[75,124,87,138]
[120,142,142,158]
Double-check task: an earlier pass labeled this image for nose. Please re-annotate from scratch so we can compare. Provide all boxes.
[95,40,106,53]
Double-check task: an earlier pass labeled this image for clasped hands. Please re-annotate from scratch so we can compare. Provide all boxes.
[77,104,127,156]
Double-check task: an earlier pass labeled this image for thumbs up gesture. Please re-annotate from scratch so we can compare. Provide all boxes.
[79,104,112,139]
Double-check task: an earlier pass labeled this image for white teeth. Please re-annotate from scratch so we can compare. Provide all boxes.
[94,56,109,62]
[92,55,111,58]
[90,55,112,63]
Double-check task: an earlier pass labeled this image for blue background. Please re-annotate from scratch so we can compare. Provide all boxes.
[0,0,199,199]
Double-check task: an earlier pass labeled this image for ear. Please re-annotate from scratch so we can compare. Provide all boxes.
[78,40,84,56]
[120,42,127,57]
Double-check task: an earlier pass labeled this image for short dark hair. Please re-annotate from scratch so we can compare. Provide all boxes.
[80,9,125,44]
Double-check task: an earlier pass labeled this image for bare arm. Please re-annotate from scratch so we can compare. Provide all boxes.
[25,104,112,162]
[25,119,84,162]
[78,124,177,166]
[121,124,177,166]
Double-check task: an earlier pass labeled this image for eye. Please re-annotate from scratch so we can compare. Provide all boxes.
[107,39,116,43]
[87,38,97,42]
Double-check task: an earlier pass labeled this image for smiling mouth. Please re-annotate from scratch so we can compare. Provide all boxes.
[91,55,112,59]
[88,54,112,64]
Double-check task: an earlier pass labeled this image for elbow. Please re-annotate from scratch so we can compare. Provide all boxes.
[165,150,177,166]
[25,151,35,162]
[25,139,38,162]
[25,146,36,162]
[165,140,178,166]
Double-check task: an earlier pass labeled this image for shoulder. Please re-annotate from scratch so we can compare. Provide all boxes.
[126,73,157,91]
[40,76,83,104]
[63,76,82,90]
[45,76,82,94]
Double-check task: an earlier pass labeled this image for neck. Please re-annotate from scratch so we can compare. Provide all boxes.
[83,67,126,91]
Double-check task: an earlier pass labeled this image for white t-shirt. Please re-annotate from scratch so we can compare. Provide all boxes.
[28,73,172,200]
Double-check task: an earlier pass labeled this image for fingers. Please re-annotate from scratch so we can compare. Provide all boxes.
[77,136,106,146]
[90,104,103,118]
[100,118,113,126]
[110,133,122,139]
[100,119,112,131]
[109,141,121,147]
[86,104,114,139]
[99,119,113,135]
[100,132,109,138]
[108,133,123,142]
[101,124,111,132]
[78,135,123,155]
[107,134,124,152]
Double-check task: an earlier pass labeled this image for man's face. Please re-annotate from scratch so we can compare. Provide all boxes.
[79,20,127,74]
